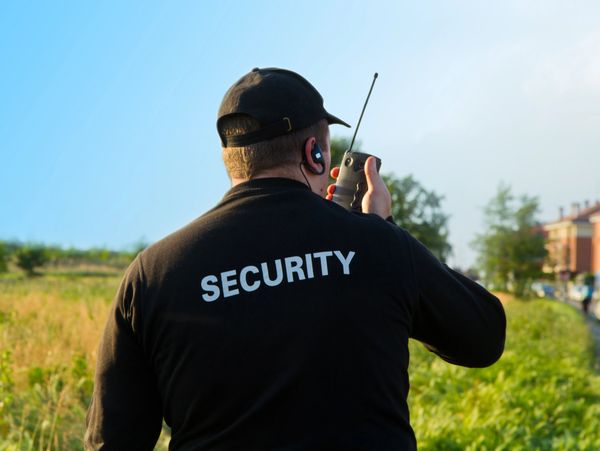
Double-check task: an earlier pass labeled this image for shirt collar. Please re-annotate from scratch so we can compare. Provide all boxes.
[222,177,311,201]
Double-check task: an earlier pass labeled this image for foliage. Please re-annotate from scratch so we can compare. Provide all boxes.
[409,299,600,449]
[472,183,547,297]
[0,271,171,450]
[14,245,49,276]
[330,136,452,261]
[0,242,7,273]
[329,136,357,170]
[1,268,600,448]
[384,173,451,261]
[0,240,137,272]
[0,352,95,449]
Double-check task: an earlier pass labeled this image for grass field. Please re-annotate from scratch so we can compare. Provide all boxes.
[409,298,600,450]
[0,270,599,450]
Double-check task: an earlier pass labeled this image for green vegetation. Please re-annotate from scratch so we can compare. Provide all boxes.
[0,272,119,449]
[14,246,49,276]
[409,298,600,450]
[472,183,547,297]
[0,270,170,450]
[384,173,451,261]
[0,240,140,277]
[1,261,599,449]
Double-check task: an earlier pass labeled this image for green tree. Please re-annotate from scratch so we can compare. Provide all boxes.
[385,174,452,261]
[330,136,452,261]
[14,245,49,276]
[472,183,547,297]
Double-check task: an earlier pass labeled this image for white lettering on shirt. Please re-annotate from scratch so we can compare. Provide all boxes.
[221,269,239,298]
[304,253,314,279]
[334,250,355,275]
[313,251,333,276]
[284,256,305,283]
[240,265,260,292]
[201,250,356,302]
[201,275,220,302]
[262,259,284,287]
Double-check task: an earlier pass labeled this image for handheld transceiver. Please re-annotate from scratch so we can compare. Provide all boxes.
[332,73,382,212]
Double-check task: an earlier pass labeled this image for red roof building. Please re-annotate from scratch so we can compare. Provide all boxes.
[591,212,600,275]
[543,201,600,275]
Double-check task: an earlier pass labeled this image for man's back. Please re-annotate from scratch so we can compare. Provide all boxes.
[86,177,505,450]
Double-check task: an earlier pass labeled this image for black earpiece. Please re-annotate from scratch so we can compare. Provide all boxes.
[304,141,325,175]
[311,143,324,165]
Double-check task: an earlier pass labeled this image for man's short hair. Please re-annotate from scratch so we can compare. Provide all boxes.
[220,115,329,179]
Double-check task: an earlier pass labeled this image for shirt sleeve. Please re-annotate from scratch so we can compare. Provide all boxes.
[403,231,506,368]
[84,256,163,450]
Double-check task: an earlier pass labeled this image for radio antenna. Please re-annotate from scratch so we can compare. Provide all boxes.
[348,72,378,153]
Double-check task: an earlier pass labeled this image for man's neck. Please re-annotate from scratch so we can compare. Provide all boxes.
[231,169,307,188]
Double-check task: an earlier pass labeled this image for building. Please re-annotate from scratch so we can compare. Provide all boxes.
[543,201,600,275]
[591,212,600,277]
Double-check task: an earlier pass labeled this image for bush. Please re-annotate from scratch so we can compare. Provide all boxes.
[14,246,49,276]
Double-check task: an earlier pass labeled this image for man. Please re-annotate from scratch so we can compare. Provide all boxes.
[85,67,506,450]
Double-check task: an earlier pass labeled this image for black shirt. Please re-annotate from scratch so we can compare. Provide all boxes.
[85,178,506,450]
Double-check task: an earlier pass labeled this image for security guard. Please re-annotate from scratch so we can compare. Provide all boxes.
[85,68,506,450]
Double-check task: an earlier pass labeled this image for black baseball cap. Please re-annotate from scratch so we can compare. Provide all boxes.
[217,67,350,148]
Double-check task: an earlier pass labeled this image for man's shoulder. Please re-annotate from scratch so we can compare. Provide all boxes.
[137,212,216,274]
[138,195,410,279]
[330,204,410,242]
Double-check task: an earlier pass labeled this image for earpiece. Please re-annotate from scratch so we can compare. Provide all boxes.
[311,143,324,166]
[304,140,325,175]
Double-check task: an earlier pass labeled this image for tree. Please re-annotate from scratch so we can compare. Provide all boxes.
[329,136,452,261]
[384,174,452,261]
[472,183,547,297]
[15,245,49,276]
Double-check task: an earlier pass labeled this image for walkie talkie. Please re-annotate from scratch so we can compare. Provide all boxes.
[332,73,382,212]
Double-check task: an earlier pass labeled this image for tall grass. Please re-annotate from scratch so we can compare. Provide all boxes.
[1,271,599,449]
[0,270,173,450]
[0,271,119,449]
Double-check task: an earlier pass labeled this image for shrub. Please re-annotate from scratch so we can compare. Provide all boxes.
[14,246,49,276]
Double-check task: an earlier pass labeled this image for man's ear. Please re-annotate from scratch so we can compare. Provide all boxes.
[303,137,322,174]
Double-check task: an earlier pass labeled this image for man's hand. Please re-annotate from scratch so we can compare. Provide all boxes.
[326,156,392,220]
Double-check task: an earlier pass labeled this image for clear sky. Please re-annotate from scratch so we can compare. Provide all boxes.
[2,0,600,268]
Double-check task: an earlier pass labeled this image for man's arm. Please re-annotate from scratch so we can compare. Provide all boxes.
[85,256,163,450]
[328,157,505,367]
[405,233,506,368]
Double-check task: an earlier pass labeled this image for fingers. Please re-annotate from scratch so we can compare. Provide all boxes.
[326,168,338,202]
[361,156,392,219]
[364,157,382,192]
[326,184,336,201]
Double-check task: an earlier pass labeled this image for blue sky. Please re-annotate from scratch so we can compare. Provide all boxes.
[2,1,600,267]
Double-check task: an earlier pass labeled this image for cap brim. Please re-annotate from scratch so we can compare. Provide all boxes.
[325,112,351,128]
